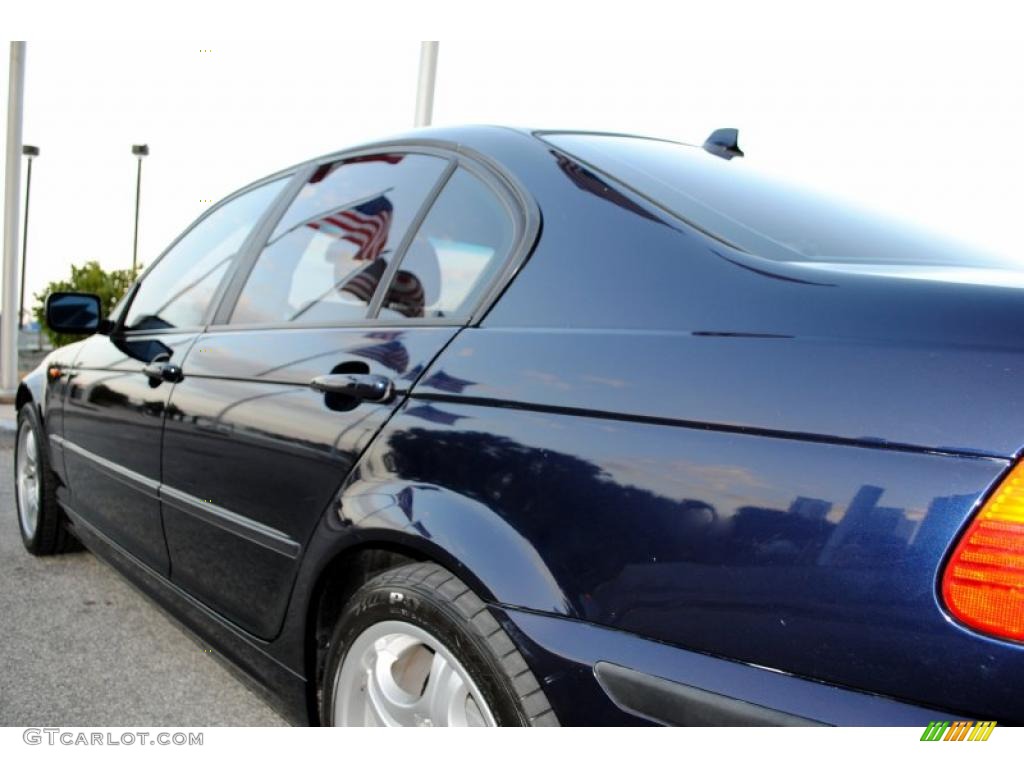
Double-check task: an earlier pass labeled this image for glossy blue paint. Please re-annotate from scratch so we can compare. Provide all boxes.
[495,607,958,726]
[23,125,1024,725]
[18,336,85,485]
[62,331,199,575]
[413,327,1024,458]
[340,398,1017,720]
[159,325,458,638]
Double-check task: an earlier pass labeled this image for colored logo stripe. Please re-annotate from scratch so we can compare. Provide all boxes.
[972,722,997,741]
[920,720,996,741]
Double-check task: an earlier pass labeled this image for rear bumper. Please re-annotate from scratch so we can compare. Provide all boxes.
[496,606,960,726]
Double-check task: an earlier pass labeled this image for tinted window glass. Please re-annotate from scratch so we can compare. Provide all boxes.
[546,133,1015,270]
[231,153,447,325]
[124,177,288,331]
[379,168,514,320]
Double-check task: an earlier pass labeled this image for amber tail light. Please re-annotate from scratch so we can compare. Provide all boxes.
[942,462,1024,642]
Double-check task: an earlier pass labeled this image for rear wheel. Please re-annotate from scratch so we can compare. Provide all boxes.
[15,404,74,555]
[321,562,558,727]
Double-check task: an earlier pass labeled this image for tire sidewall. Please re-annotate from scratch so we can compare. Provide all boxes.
[15,405,45,552]
[321,580,527,727]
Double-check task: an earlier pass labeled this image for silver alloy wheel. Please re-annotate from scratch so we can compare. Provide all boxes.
[16,421,40,539]
[333,619,498,726]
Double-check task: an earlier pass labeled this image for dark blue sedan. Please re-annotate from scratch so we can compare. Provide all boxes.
[15,126,1024,726]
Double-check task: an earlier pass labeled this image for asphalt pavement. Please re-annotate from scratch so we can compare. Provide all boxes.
[0,417,288,725]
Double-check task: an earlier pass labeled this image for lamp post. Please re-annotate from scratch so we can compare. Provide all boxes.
[131,144,148,276]
[1,41,26,394]
[19,144,38,330]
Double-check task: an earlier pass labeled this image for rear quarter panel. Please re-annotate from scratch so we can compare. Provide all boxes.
[342,392,1017,720]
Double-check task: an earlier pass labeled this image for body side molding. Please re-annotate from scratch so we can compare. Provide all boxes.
[594,661,823,726]
[55,435,300,558]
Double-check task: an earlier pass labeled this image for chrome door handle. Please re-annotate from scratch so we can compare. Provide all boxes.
[143,360,184,384]
[309,373,394,403]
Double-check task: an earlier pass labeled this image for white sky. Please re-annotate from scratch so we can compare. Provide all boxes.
[2,21,1023,316]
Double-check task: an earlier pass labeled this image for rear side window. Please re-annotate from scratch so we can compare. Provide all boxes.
[230,153,447,325]
[124,177,288,331]
[379,168,514,320]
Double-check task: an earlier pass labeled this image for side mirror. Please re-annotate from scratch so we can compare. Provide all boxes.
[45,292,103,335]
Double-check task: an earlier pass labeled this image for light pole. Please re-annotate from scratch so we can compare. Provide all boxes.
[1,41,26,394]
[131,144,148,276]
[19,144,38,330]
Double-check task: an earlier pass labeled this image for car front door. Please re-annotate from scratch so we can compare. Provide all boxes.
[159,150,521,639]
[60,175,292,574]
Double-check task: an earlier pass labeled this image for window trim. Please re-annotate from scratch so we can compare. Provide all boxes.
[365,158,518,322]
[455,152,536,327]
[116,138,541,337]
[365,158,456,319]
[207,163,318,327]
[212,146,457,330]
[204,139,539,333]
[115,165,302,337]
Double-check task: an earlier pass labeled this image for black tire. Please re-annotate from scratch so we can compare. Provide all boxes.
[320,561,559,727]
[15,403,76,556]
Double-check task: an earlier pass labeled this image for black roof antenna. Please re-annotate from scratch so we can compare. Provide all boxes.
[703,128,744,160]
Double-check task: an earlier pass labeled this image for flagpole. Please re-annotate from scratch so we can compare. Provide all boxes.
[1,41,26,395]
[414,42,439,128]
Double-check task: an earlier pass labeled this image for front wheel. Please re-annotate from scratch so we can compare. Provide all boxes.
[320,562,558,727]
[15,404,75,555]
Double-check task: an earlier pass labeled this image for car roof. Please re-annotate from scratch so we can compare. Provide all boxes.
[295,125,696,169]
[231,125,703,204]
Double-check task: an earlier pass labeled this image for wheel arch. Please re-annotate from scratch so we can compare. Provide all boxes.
[299,477,575,723]
[302,535,481,724]
[16,377,41,418]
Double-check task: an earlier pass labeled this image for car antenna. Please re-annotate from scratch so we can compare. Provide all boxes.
[702,128,744,160]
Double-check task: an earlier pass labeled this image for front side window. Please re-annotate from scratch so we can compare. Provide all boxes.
[123,177,289,331]
[379,168,515,320]
[230,153,448,326]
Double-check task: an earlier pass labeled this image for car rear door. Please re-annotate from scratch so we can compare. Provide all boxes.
[61,175,292,575]
[158,150,523,639]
